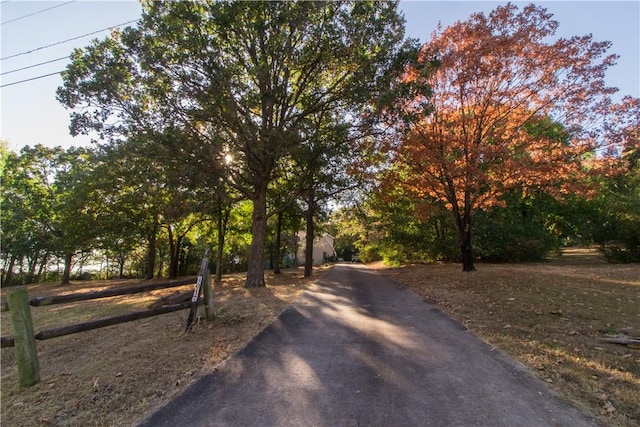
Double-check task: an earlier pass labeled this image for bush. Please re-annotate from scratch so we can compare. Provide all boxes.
[473,195,561,262]
[379,243,406,266]
[358,245,382,263]
[600,244,640,263]
[71,271,96,281]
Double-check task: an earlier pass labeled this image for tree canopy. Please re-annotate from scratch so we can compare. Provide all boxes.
[4,2,638,288]
[382,3,625,271]
[58,0,415,287]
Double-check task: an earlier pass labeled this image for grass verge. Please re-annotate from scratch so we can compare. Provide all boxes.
[371,248,640,427]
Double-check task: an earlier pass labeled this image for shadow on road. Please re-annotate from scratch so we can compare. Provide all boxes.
[139,265,597,427]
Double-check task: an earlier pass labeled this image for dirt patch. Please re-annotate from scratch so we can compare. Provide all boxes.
[1,267,320,426]
[371,250,640,427]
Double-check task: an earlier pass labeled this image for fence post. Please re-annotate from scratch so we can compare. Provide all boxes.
[203,267,215,321]
[7,286,40,387]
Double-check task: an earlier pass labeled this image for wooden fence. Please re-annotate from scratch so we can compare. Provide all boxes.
[1,253,213,387]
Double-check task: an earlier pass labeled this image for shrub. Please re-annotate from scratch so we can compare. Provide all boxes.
[359,245,382,263]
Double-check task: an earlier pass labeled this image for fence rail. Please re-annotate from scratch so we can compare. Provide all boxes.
[35,300,196,341]
[29,278,195,307]
[1,300,196,348]
[1,252,213,387]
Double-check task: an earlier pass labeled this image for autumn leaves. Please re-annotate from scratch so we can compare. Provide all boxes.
[377,4,637,271]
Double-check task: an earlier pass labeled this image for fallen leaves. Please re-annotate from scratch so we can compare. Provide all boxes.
[377,258,640,427]
[1,268,313,427]
[601,400,616,415]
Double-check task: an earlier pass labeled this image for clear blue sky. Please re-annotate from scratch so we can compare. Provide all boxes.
[1,1,638,152]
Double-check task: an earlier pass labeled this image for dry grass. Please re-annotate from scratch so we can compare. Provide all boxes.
[3,252,638,426]
[1,267,318,426]
[371,248,640,427]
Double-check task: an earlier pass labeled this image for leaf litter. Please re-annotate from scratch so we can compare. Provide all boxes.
[1,267,318,426]
[371,248,640,427]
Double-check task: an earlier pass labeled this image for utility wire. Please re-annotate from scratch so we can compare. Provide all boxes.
[1,70,63,88]
[1,1,76,25]
[1,19,138,61]
[1,56,69,75]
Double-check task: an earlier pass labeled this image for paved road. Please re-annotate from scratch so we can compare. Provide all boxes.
[139,264,597,427]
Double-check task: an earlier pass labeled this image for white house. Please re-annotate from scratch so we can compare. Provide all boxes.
[295,232,337,266]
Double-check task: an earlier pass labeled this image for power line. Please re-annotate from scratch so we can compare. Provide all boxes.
[1,56,69,76]
[1,19,138,61]
[1,1,76,25]
[1,70,63,88]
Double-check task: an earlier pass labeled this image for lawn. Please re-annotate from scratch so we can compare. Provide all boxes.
[2,251,638,426]
[1,268,314,426]
[372,248,640,427]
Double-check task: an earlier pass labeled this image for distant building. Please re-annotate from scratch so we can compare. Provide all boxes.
[296,232,336,266]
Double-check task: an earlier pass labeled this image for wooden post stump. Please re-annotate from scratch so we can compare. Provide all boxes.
[7,286,40,387]
[203,267,215,321]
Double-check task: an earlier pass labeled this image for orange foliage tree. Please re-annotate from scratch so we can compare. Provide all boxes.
[602,96,640,168]
[386,4,621,271]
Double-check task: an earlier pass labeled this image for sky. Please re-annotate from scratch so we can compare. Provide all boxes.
[1,1,639,153]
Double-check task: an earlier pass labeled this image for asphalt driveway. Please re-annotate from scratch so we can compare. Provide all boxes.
[138,264,597,427]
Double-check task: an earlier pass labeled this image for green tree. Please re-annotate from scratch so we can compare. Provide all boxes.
[50,147,100,284]
[596,169,640,261]
[1,145,59,285]
[592,97,640,261]
[87,141,164,279]
[98,137,212,279]
[0,145,98,285]
[266,162,304,275]
[474,191,562,262]
[58,1,413,287]
[87,147,144,279]
[0,139,8,175]
[294,113,354,276]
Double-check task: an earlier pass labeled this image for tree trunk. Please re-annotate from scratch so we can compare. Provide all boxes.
[61,252,73,285]
[145,221,157,280]
[178,244,188,277]
[274,211,283,274]
[2,254,16,287]
[118,256,126,279]
[37,253,49,282]
[77,251,87,277]
[245,182,268,288]
[460,215,476,272]
[156,247,164,277]
[215,208,229,288]
[304,189,315,278]
[451,189,476,272]
[167,226,181,279]
[26,250,40,284]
